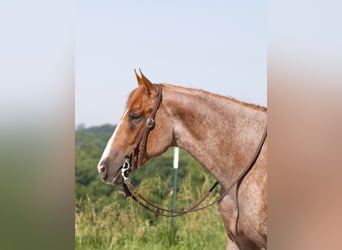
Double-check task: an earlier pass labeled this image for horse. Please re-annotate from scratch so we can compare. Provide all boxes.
[97,70,267,250]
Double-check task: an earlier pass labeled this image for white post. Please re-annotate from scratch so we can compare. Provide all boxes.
[173,147,179,169]
[170,147,179,245]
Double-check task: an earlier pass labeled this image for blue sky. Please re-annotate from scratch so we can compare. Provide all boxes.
[76,0,266,126]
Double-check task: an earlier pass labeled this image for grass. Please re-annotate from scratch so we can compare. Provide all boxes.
[75,176,227,250]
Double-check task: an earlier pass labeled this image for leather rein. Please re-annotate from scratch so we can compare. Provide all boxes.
[121,84,267,217]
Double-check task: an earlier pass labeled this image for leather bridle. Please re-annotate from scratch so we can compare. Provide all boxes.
[120,84,267,217]
[128,84,163,172]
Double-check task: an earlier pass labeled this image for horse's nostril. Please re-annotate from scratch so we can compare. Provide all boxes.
[98,165,105,173]
[97,162,107,176]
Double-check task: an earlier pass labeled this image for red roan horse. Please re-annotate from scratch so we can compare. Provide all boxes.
[97,70,267,250]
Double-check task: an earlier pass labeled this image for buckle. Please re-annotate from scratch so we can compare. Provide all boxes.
[146,117,155,128]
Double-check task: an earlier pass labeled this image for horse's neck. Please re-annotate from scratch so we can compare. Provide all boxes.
[162,85,267,185]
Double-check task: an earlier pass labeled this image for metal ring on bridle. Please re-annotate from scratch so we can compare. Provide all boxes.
[146,117,155,128]
[121,158,131,183]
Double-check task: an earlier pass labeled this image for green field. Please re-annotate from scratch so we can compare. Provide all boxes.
[75,124,226,249]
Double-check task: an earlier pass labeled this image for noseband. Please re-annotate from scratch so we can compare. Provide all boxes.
[120,84,267,217]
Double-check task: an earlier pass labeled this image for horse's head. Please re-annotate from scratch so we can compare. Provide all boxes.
[97,70,173,185]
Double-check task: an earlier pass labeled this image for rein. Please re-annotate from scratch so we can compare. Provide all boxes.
[121,84,267,217]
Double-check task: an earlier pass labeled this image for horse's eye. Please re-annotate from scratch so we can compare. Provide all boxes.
[129,112,142,123]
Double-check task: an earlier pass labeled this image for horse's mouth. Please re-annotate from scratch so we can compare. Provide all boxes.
[112,156,136,185]
[111,167,124,185]
[100,156,135,185]
[99,165,124,185]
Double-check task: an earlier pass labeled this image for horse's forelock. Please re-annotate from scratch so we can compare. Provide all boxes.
[125,87,142,110]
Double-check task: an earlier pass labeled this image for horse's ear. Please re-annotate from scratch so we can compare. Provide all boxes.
[134,68,144,86]
[134,68,156,95]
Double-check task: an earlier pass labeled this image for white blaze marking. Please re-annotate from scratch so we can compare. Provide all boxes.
[98,110,128,167]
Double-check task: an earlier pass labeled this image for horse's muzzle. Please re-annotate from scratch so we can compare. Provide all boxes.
[97,158,125,185]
